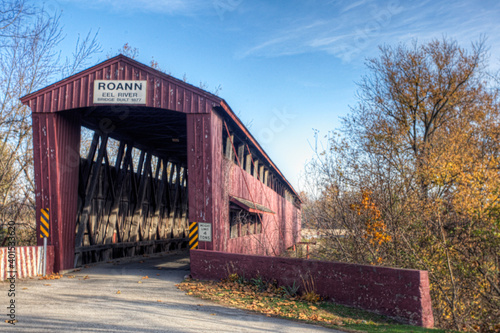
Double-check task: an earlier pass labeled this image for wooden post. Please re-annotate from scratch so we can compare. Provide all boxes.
[245,153,252,173]
[225,134,234,161]
[237,144,245,168]
[253,160,259,178]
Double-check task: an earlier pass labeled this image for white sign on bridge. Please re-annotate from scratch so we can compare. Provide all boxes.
[198,223,212,242]
[93,80,147,104]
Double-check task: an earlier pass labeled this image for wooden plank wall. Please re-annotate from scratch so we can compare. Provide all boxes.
[32,111,81,272]
[22,55,221,115]
[214,119,301,256]
[186,113,215,250]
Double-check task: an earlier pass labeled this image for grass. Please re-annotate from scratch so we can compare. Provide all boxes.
[176,275,458,333]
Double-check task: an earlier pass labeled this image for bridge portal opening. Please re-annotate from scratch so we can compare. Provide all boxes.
[74,106,189,266]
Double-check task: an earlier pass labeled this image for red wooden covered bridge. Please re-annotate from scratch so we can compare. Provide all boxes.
[21,55,302,272]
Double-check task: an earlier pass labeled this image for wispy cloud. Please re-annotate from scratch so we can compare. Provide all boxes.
[340,0,371,13]
[59,0,212,15]
[238,0,500,64]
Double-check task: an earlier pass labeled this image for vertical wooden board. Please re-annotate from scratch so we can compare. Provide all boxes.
[36,95,43,113]
[51,87,59,112]
[124,62,131,80]
[176,87,184,112]
[44,91,51,112]
[103,65,110,80]
[146,73,154,106]
[116,61,123,80]
[168,82,174,109]
[95,68,102,80]
[198,96,206,114]
[203,114,212,232]
[237,145,244,167]
[253,160,259,178]
[191,94,198,113]
[86,73,94,106]
[55,112,81,270]
[81,76,88,107]
[110,62,117,79]
[132,66,138,80]
[46,113,61,268]
[186,113,214,250]
[186,90,193,113]
[210,112,223,251]
[57,85,65,111]
[153,78,160,108]
[31,96,37,113]
[245,154,252,173]
[65,83,73,110]
[160,79,168,109]
[73,79,80,109]
[31,114,44,247]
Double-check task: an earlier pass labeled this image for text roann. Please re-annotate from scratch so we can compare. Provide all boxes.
[97,82,143,91]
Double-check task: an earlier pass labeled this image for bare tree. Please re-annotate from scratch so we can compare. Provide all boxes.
[0,0,100,244]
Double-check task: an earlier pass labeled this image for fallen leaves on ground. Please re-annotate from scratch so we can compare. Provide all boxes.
[176,278,353,328]
[39,273,62,280]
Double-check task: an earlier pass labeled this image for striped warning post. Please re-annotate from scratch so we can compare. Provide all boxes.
[40,208,49,238]
[189,222,198,250]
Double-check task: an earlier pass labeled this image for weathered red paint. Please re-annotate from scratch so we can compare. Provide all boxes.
[0,246,54,280]
[219,101,300,201]
[191,250,434,328]
[21,55,301,271]
[21,55,221,114]
[217,160,300,255]
[32,112,80,271]
[186,113,215,251]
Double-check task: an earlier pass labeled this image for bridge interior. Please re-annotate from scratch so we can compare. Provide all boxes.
[74,106,189,266]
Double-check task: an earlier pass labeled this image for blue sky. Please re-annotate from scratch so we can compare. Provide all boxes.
[47,0,500,191]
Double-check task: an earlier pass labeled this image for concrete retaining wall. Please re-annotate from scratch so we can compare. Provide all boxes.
[190,249,434,328]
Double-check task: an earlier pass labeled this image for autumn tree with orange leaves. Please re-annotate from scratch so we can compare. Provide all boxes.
[304,38,500,332]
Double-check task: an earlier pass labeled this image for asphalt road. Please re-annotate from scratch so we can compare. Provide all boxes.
[3,251,341,332]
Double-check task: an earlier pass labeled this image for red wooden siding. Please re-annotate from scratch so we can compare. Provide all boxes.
[21,55,221,114]
[32,112,81,271]
[186,113,214,250]
[223,161,301,255]
[0,246,55,280]
[22,55,302,271]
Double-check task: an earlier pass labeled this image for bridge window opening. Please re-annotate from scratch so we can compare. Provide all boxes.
[228,195,274,239]
[229,208,262,239]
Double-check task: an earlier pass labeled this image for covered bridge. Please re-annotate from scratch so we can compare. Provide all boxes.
[21,55,302,272]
